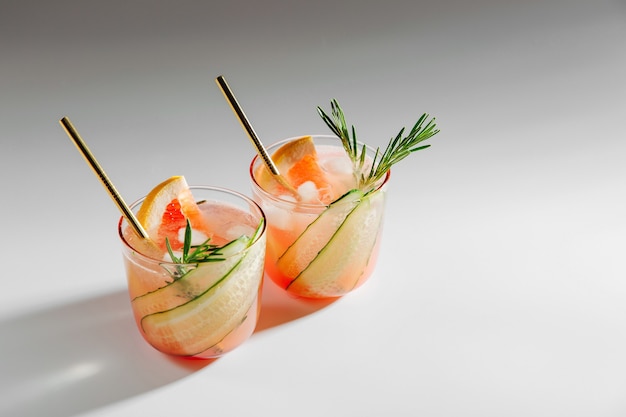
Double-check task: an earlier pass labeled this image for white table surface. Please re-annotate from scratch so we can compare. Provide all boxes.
[1,0,625,416]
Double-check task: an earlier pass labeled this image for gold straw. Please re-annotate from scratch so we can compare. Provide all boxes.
[215,75,300,199]
[59,117,150,240]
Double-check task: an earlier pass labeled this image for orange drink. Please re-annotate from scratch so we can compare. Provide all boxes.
[119,179,266,358]
[250,135,389,299]
[216,90,438,299]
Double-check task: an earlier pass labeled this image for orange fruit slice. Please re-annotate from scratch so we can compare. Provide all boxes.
[272,135,317,169]
[286,153,328,189]
[255,136,331,201]
[255,135,316,193]
[136,176,209,251]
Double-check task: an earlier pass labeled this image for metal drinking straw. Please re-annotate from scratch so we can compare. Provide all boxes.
[59,117,150,240]
[215,75,300,199]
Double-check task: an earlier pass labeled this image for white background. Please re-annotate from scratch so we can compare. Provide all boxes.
[1,0,625,416]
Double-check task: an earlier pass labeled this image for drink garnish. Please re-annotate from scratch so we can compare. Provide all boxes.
[317,99,440,191]
[164,218,265,281]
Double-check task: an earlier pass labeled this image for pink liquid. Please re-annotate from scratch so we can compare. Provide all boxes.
[251,136,388,299]
[120,193,266,358]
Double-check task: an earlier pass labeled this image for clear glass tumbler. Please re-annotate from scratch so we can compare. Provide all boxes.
[119,186,266,358]
[250,135,389,299]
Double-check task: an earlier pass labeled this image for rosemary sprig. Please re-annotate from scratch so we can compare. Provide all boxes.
[317,99,440,191]
[166,220,222,264]
[163,218,264,280]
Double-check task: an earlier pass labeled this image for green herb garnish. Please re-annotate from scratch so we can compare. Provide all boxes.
[317,99,440,191]
[164,218,264,280]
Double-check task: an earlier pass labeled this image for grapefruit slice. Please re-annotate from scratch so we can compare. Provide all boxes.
[255,136,331,202]
[272,135,317,168]
[286,153,328,189]
[136,176,209,251]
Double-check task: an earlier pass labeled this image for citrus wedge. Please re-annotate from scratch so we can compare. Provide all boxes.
[287,153,329,189]
[255,135,333,202]
[136,175,209,251]
[273,135,317,169]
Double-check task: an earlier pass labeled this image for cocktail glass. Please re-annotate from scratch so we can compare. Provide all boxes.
[118,186,266,358]
[249,135,389,299]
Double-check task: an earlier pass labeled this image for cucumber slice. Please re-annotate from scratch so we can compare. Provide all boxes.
[276,189,364,279]
[132,235,250,319]
[286,190,385,297]
[139,236,265,356]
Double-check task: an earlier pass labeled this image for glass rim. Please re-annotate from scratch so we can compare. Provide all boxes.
[249,134,391,208]
[118,185,266,264]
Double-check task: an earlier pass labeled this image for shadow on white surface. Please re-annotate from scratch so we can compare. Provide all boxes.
[0,279,336,417]
[255,276,337,333]
[0,290,210,417]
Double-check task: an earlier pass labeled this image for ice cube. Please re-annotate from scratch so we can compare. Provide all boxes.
[297,181,319,203]
[322,155,353,175]
[178,228,209,245]
[261,201,291,230]
[279,193,298,203]
[225,224,255,240]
